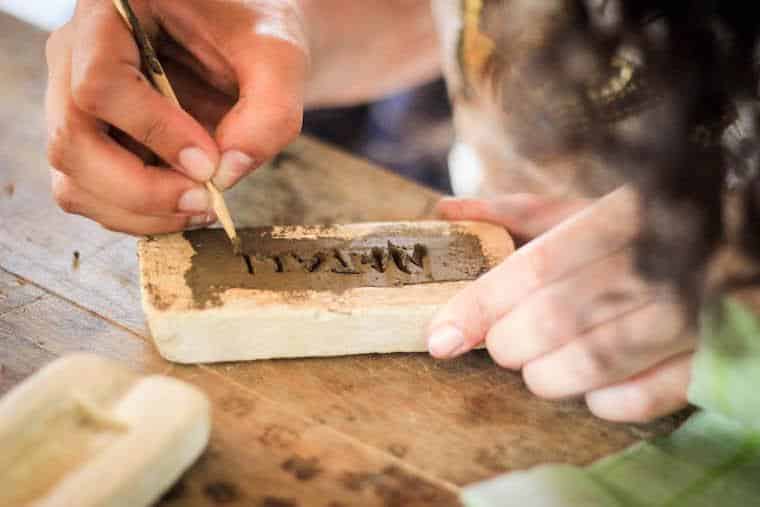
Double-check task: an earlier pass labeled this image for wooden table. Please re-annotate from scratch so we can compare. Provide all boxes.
[0,14,682,507]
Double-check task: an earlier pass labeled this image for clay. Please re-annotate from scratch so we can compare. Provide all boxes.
[72,392,129,432]
[183,226,489,308]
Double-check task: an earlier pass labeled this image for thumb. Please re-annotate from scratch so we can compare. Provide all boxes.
[426,253,528,360]
[435,194,590,240]
[427,188,638,360]
[213,36,308,190]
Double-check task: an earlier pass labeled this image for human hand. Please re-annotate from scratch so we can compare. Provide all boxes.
[45,0,307,234]
[428,188,695,423]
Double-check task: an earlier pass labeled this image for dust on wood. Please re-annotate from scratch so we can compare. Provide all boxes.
[281,455,323,481]
[260,497,297,507]
[203,481,240,503]
[339,465,457,507]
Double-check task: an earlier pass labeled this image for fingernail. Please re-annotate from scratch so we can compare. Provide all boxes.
[178,187,211,214]
[178,147,216,181]
[187,213,217,229]
[427,325,466,359]
[213,150,256,190]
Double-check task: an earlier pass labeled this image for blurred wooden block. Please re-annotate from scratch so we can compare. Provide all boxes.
[139,221,513,364]
[0,354,211,507]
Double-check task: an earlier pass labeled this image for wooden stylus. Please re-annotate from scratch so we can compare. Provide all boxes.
[112,0,242,255]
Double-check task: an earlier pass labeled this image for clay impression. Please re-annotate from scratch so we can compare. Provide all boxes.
[182,224,493,308]
[0,354,210,507]
[139,221,513,364]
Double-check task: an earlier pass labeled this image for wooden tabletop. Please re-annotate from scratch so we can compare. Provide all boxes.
[0,14,683,507]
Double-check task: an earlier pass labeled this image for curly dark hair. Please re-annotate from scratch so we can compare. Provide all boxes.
[507,0,760,311]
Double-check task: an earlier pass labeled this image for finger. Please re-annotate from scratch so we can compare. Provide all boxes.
[522,299,694,400]
[212,35,308,189]
[58,124,211,217]
[585,352,693,423]
[484,249,657,370]
[148,1,308,189]
[70,2,219,182]
[427,187,640,359]
[435,194,591,239]
[163,59,235,132]
[50,169,216,235]
[47,44,209,219]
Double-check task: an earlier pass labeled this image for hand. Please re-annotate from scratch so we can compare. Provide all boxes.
[428,188,695,423]
[45,0,307,234]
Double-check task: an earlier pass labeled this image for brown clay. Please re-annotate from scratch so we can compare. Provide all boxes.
[183,226,489,308]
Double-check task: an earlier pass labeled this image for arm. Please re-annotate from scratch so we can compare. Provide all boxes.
[300,0,441,107]
[429,189,695,423]
[45,0,439,234]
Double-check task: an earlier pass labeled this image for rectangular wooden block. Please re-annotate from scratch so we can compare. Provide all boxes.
[0,354,211,507]
[139,221,514,364]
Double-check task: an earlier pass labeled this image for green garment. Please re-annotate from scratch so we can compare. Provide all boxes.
[462,299,760,507]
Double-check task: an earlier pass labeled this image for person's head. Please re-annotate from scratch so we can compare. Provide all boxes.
[442,0,760,311]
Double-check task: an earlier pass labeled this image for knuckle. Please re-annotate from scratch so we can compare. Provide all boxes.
[610,313,654,353]
[466,290,494,342]
[486,335,520,370]
[122,189,156,216]
[140,117,168,149]
[52,179,80,215]
[535,293,578,340]
[125,180,181,216]
[71,71,109,114]
[46,131,68,171]
[525,243,553,287]
[484,317,525,370]
[277,107,303,143]
[46,111,80,172]
[574,347,612,387]
[434,284,491,345]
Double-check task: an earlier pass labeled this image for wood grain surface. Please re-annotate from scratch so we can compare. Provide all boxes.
[0,13,684,506]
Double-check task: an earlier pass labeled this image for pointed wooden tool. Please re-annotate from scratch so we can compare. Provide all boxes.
[112,0,242,255]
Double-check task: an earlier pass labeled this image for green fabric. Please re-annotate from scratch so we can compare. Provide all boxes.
[462,466,612,507]
[462,298,760,507]
[689,299,760,428]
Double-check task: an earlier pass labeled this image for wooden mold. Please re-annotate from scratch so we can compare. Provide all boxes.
[139,221,514,364]
[0,354,211,507]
